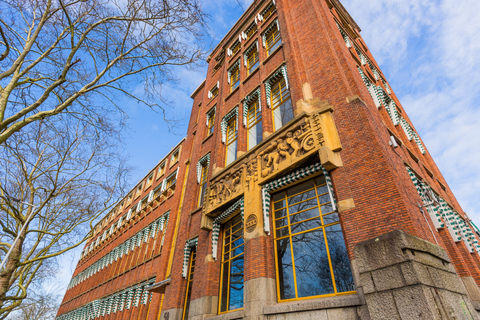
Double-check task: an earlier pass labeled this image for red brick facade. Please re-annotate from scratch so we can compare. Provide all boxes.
[57,0,480,319]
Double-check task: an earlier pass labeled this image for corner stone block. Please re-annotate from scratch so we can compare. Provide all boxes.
[371,265,405,291]
[364,291,400,320]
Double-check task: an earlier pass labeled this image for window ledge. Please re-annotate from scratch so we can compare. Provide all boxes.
[206,310,244,320]
[189,206,203,216]
[262,43,283,66]
[263,293,363,315]
[242,67,260,85]
[224,86,240,102]
[228,50,241,63]
[202,133,214,144]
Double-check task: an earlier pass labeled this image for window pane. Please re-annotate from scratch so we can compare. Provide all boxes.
[315,176,326,186]
[276,238,295,300]
[289,198,318,214]
[280,99,294,126]
[274,200,286,210]
[229,256,244,310]
[290,218,323,235]
[275,217,288,229]
[317,184,328,195]
[287,180,314,198]
[289,208,320,225]
[272,192,285,203]
[325,224,355,293]
[318,193,330,205]
[226,141,237,166]
[220,262,229,312]
[322,212,339,225]
[292,230,334,297]
[320,203,334,215]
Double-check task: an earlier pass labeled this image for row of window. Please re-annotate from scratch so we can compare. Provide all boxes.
[228,22,281,94]
[71,214,169,290]
[183,174,355,318]
[198,74,293,208]
[82,169,178,259]
[208,20,282,101]
[58,278,156,320]
[91,147,180,239]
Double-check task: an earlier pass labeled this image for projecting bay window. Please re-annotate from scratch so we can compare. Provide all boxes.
[271,76,293,131]
[219,215,244,313]
[225,116,238,166]
[182,249,196,320]
[272,176,355,301]
[265,21,281,56]
[247,99,262,150]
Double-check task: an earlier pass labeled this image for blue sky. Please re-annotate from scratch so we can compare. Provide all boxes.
[54,0,480,305]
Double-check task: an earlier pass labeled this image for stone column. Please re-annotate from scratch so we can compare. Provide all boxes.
[242,179,276,320]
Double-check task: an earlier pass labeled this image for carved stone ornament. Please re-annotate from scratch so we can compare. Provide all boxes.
[203,112,327,217]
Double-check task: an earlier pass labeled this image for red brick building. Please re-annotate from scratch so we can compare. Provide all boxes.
[57,0,480,319]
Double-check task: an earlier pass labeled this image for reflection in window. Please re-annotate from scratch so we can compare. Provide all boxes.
[247,99,262,150]
[270,76,294,131]
[219,215,244,313]
[182,249,196,320]
[230,64,240,92]
[225,116,237,166]
[198,162,208,206]
[207,108,216,135]
[272,176,355,301]
[246,45,259,75]
[266,22,281,56]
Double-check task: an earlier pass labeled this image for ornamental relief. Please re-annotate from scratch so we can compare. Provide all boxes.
[203,112,326,216]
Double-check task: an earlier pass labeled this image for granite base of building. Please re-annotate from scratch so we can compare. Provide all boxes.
[355,230,480,320]
[170,230,480,320]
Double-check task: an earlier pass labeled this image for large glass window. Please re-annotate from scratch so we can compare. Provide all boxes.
[247,47,259,75]
[182,249,196,320]
[270,76,294,131]
[207,108,216,135]
[230,64,240,92]
[272,176,355,301]
[225,117,237,166]
[198,163,208,207]
[219,215,244,313]
[247,99,262,150]
[266,23,281,56]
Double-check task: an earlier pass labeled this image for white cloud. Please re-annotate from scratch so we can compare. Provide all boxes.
[342,0,480,222]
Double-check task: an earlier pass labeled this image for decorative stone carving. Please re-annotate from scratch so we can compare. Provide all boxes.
[207,167,243,209]
[203,113,325,216]
[258,122,316,178]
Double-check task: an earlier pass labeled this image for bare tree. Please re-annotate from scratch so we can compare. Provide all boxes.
[0,0,207,145]
[7,287,60,320]
[0,117,129,319]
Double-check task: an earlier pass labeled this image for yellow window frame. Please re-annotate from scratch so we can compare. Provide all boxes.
[198,163,208,207]
[218,215,244,314]
[270,77,291,131]
[225,116,238,166]
[230,66,240,92]
[266,26,281,56]
[272,176,356,302]
[247,49,259,75]
[207,109,216,135]
[182,250,196,320]
[246,100,262,150]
